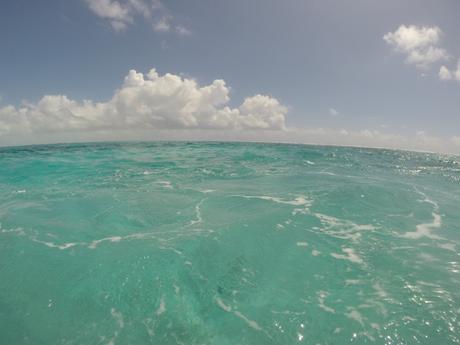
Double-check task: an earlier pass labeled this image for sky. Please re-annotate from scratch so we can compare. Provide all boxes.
[0,0,459,153]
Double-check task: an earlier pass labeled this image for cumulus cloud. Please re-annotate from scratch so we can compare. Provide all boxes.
[383,25,449,69]
[0,68,287,138]
[439,59,460,82]
[85,0,190,34]
[439,65,453,80]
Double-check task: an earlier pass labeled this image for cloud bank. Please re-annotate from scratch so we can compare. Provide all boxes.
[0,68,287,138]
[0,68,458,154]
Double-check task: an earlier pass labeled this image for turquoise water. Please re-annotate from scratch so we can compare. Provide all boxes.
[0,142,459,345]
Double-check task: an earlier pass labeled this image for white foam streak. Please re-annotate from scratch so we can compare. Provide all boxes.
[317,291,335,313]
[32,238,79,250]
[402,212,442,239]
[11,226,213,251]
[234,195,311,207]
[155,297,166,316]
[0,224,25,235]
[215,297,263,332]
[156,180,173,189]
[315,213,375,242]
[331,248,363,264]
[234,311,263,331]
[215,297,232,312]
[345,308,365,326]
[111,308,124,329]
[89,236,123,249]
[400,189,443,239]
[189,199,205,226]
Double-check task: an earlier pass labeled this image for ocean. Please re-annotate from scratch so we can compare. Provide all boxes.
[0,142,459,344]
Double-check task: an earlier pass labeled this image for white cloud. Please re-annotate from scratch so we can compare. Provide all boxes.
[86,0,131,20]
[175,26,192,36]
[439,65,453,80]
[85,0,191,34]
[85,0,133,31]
[238,95,287,130]
[1,100,459,153]
[439,59,460,82]
[329,108,339,116]
[153,16,170,32]
[383,25,449,69]
[384,25,441,52]
[0,68,287,138]
[456,61,460,81]
[152,17,191,36]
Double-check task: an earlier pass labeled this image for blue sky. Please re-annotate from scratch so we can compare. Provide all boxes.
[1,0,459,152]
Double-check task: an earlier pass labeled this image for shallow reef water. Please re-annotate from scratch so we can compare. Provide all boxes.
[0,142,459,344]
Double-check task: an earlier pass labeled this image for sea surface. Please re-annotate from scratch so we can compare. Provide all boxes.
[0,142,459,345]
